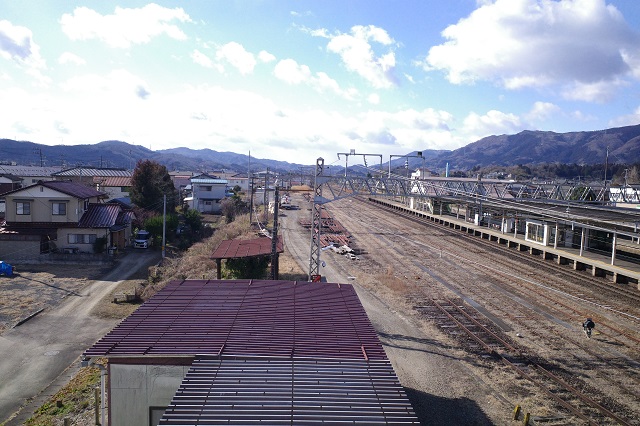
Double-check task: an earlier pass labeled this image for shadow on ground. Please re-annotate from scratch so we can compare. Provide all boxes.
[405,387,495,426]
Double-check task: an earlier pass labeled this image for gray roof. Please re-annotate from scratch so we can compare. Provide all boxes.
[0,165,62,177]
[53,167,131,177]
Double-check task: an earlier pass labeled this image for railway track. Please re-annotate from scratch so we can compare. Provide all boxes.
[319,196,639,423]
[365,197,640,310]
[419,297,633,426]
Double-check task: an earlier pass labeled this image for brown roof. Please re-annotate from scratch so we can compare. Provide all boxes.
[1,180,106,199]
[84,279,386,360]
[78,203,123,228]
[93,176,131,187]
[211,236,283,260]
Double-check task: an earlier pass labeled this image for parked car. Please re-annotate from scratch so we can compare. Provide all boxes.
[134,230,152,249]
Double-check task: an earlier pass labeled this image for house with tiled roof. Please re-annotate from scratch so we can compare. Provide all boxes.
[0,180,133,261]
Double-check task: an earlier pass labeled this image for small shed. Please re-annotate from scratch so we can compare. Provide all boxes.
[83,279,419,425]
[211,236,283,279]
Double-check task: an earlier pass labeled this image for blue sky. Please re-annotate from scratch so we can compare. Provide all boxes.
[1,0,640,167]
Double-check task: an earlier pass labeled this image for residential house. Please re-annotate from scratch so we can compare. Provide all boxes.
[52,167,131,187]
[0,174,23,194]
[225,174,249,192]
[93,176,132,200]
[0,165,62,185]
[0,180,133,261]
[184,173,228,214]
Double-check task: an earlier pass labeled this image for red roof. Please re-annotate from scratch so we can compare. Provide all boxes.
[211,236,283,259]
[83,280,386,360]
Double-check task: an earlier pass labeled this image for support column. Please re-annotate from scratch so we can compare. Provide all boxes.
[553,223,558,250]
[579,227,585,257]
[611,231,617,266]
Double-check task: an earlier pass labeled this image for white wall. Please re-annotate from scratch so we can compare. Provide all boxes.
[109,363,190,426]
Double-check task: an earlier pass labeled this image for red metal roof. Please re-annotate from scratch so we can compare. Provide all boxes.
[84,280,386,360]
[159,356,419,425]
[211,236,283,260]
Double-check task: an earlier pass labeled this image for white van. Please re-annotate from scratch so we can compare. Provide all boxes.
[134,230,152,249]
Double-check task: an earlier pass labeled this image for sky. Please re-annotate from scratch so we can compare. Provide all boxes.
[1,0,640,167]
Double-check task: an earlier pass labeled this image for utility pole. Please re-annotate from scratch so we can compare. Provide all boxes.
[270,186,280,280]
[308,158,325,281]
[162,194,166,259]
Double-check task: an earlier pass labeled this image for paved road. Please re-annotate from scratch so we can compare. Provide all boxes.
[0,249,161,424]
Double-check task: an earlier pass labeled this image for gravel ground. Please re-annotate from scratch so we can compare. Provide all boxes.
[280,195,511,425]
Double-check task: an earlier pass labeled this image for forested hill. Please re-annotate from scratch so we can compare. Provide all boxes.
[434,124,640,170]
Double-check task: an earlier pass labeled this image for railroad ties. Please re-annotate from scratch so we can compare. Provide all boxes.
[417,298,633,426]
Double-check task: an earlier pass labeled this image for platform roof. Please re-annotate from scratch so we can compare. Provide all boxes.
[83,279,386,360]
[211,236,283,260]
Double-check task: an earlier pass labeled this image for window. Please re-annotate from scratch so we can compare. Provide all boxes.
[83,200,90,211]
[203,186,212,191]
[52,203,66,215]
[68,234,97,244]
[16,202,30,215]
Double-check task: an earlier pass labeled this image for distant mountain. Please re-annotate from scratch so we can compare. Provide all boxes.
[433,124,640,170]
[0,140,305,173]
[2,123,640,174]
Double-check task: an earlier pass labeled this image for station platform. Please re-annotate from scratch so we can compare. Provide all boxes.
[368,197,640,288]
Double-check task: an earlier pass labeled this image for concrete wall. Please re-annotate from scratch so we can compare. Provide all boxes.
[109,363,189,426]
[0,236,41,261]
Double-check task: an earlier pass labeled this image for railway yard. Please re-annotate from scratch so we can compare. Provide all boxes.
[281,193,640,425]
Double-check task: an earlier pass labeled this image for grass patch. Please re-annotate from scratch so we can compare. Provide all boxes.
[24,360,105,426]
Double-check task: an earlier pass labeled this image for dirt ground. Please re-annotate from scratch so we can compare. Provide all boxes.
[0,261,149,335]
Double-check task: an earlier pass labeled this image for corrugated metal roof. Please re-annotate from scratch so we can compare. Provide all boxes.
[0,165,62,176]
[53,167,131,177]
[93,176,131,187]
[78,203,122,228]
[211,236,283,259]
[160,356,419,425]
[191,178,228,184]
[83,280,387,360]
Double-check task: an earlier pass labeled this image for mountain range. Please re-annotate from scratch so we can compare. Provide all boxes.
[1,123,639,174]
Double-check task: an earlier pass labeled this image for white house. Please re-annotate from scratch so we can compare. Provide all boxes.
[184,173,228,214]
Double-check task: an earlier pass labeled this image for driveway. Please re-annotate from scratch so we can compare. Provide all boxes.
[0,249,161,424]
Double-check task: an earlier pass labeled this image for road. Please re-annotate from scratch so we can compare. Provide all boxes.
[0,249,161,424]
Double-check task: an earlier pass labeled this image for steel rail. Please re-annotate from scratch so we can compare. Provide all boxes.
[431,299,631,425]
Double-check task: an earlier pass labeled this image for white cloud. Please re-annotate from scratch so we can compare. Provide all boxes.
[60,69,150,101]
[60,4,191,48]
[0,20,48,83]
[609,106,640,128]
[315,25,397,89]
[424,0,640,101]
[526,101,561,122]
[58,52,86,65]
[462,110,522,141]
[274,58,357,100]
[215,42,257,75]
[561,78,628,103]
[258,50,276,63]
[367,93,380,105]
[191,49,223,72]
